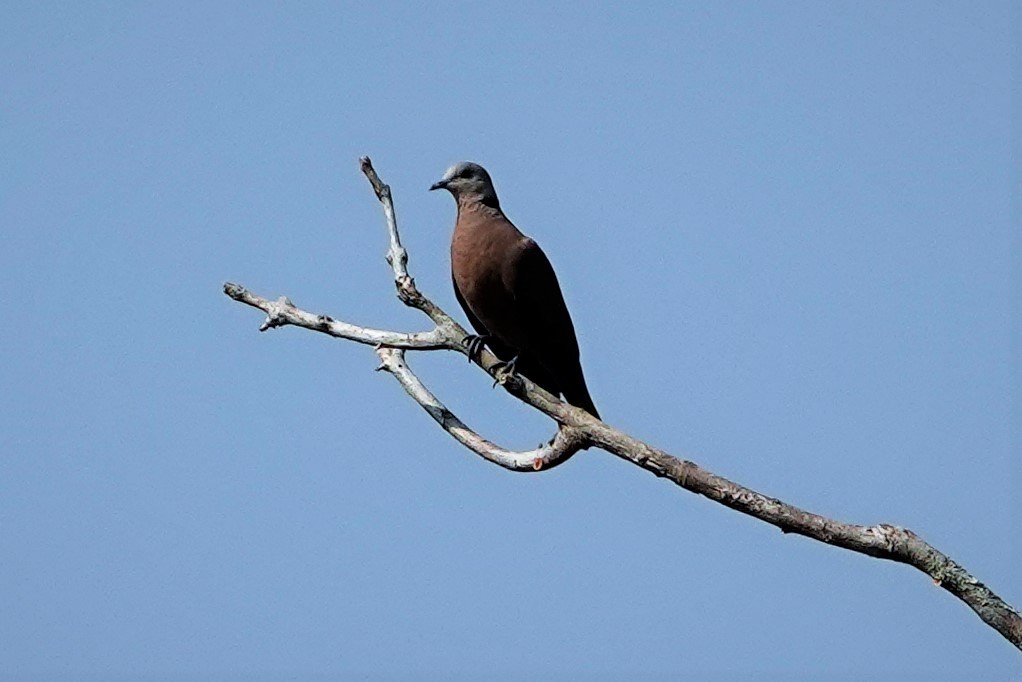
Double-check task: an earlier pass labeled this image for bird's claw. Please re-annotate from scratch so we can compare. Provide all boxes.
[490,355,519,387]
[462,334,492,362]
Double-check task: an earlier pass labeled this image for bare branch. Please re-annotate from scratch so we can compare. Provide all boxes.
[583,426,1022,648]
[223,282,449,350]
[223,157,1022,652]
[360,156,451,326]
[358,155,407,279]
[377,347,583,471]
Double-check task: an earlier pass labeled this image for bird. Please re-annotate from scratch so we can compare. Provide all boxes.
[430,161,600,419]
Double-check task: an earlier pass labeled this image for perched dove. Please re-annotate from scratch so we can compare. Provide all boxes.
[430,161,599,419]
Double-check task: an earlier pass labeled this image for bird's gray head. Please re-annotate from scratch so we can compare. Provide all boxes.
[429,161,499,207]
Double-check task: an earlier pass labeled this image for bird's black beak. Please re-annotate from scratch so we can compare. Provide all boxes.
[429,180,447,192]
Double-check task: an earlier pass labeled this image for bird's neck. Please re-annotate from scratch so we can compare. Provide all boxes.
[457,194,502,217]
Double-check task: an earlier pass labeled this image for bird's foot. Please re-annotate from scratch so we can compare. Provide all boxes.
[490,355,519,388]
[462,334,493,362]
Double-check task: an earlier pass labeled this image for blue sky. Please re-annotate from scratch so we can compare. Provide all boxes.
[2,2,1018,678]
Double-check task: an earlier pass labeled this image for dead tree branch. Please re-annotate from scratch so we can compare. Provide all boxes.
[223,156,1022,652]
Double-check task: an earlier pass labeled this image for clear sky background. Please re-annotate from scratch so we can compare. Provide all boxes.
[2,2,1018,679]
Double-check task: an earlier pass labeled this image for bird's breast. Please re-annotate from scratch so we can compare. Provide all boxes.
[451,220,524,347]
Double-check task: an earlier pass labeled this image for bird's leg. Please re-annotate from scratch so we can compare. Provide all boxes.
[462,334,494,362]
[490,355,519,387]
